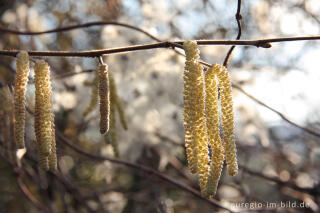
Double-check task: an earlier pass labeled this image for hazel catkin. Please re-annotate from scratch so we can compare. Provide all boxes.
[107,73,119,157]
[183,41,210,196]
[14,51,30,149]
[34,60,56,171]
[98,63,110,134]
[204,66,225,196]
[214,64,238,176]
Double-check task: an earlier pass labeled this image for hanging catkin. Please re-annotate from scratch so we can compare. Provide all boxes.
[98,63,110,134]
[110,73,128,130]
[183,41,210,196]
[107,73,119,156]
[205,65,225,196]
[34,60,56,171]
[215,64,238,176]
[14,51,30,149]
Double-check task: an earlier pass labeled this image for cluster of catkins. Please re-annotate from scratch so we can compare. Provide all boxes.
[83,61,127,157]
[183,41,238,197]
[14,52,128,170]
[14,51,57,171]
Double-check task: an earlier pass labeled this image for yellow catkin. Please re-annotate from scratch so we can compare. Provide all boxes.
[34,60,56,171]
[106,101,119,157]
[115,98,127,131]
[98,63,110,134]
[83,73,99,117]
[205,66,225,196]
[116,99,128,130]
[215,64,238,176]
[110,73,128,130]
[107,74,119,156]
[14,51,30,149]
[183,41,210,196]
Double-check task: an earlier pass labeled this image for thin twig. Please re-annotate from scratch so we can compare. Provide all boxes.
[152,134,320,197]
[239,165,320,197]
[2,36,320,58]
[232,83,320,139]
[55,130,234,212]
[223,0,242,67]
[54,69,95,79]
[16,172,52,213]
[0,21,162,42]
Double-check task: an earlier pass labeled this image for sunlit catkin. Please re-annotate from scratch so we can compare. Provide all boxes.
[34,60,55,171]
[183,41,210,195]
[110,73,128,130]
[108,73,119,156]
[215,64,238,176]
[14,51,30,149]
[98,63,110,134]
[106,100,119,157]
[205,66,225,196]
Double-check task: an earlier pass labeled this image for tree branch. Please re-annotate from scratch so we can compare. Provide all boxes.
[1,36,320,58]
[16,170,52,213]
[232,83,320,139]
[223,0,242,67]
[0,21,161,42]
[55,130,234,212]
[239,165,320,197]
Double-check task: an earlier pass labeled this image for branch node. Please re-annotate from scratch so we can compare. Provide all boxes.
[257,42,272,48]
[236,14,242,20]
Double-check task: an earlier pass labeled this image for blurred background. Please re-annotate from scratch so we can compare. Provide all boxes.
[0,0,320,212]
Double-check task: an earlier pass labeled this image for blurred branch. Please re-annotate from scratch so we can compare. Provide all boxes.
[232,83,320,139]
[54,69,95,79]
[293,3,320,24]
[223,0,242,67]
[55,130,234,212]
[0,21,162,42]
[20,153,97,213]
[154,134,320,197]
[239,165,320,197]
[155,132,184,148]
[50,171,96,213]
[16,170,52,213]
